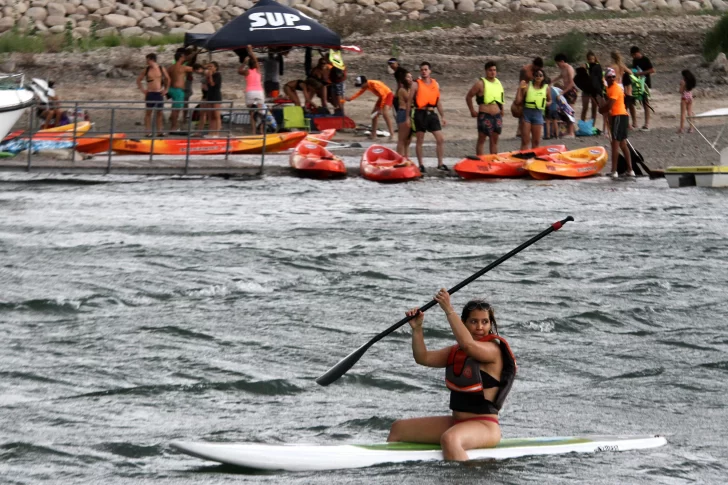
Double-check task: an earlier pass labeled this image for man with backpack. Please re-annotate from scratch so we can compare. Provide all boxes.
[630,46,655,131]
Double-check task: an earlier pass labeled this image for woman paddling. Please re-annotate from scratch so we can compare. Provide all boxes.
[387,289,516,461]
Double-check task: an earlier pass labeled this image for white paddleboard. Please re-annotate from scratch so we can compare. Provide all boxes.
[170,435,667,471]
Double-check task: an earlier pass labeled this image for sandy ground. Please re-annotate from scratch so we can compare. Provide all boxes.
[9,13,728,169]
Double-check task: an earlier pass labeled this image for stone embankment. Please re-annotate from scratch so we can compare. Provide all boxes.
[0,0,726,40]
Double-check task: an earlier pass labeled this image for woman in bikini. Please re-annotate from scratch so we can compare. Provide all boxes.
[387,289,516,461]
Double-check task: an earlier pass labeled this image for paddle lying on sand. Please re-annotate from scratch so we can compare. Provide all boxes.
[316,216,575,386]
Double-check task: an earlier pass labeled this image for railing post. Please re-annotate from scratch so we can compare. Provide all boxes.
[26,105,34,172]
[71,101,78,164]
[106,108,116,174]
[224,101,233,161]
[260,105,267,176]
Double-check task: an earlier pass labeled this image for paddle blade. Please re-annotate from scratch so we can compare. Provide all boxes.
[316,343,371,386]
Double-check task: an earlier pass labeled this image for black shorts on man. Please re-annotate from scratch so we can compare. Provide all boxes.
[413,109,441,133]
[611,114,629,141]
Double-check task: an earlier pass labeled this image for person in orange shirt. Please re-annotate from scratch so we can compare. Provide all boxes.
[346,76,395,141]
[600,67,634,179]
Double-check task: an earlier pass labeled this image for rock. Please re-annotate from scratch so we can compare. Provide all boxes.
[95,25,118,36]
[95,6,112,14]
[26,6,49,20]
[700,0,713,8]
[604,0,620,9]
[457,0,476,9]
[537,1,559,10]
[104,13,135,27]
[0,17,13,33]
[106,67,134,78]
[119,25,143,36]
[45,14,73,26]
[127,9,146,21]
[665,0,681,10]
[182,13,201,23]
[573,0,591,9]
[711,52,728,73]
[234,0,252,7]
[310,0,336,9]
[0,60,17,73]
[378,1,399,10]
[72,25,89,36]
[46,2,66,15]
[138,16,161,27]
[16,3,30,15]
[32,0,50,6]
[550,0,575,6]
[622,0,639,9]
[82,0,99,11]
[172,5,188,14]
[407,8,420,17]
[442,0,455,9]
[143,0,175,11]
[584,0,601,6]
[49,24,66,33]
[401,0,424,9]
[187,19,215,32]
[682,0,701,9]
[65,3,77,14]
[713,0,728,10]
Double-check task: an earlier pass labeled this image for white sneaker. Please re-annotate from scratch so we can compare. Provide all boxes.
[608,171,618,179]
[625,170,636,177]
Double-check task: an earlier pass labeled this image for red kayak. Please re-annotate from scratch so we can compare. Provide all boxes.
[454,145,567,179]
[305,129,336,147]
[360,145,421,183]
[290,141,346,179]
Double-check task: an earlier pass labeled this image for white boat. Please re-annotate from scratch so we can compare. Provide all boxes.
[666,109,728,188]
[170,435,668,471]
[0,74,35,142]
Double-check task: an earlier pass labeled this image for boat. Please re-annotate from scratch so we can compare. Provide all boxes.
[454,145,567,179]
[290,141,346,179]
[0,74,36,142]
[75,133,127,154]
[665,109,728,188]
[170,435,667,472]
[305,129,336,147]
[360,145,421,183]
[111,132,307,155]
[525,146,607,179]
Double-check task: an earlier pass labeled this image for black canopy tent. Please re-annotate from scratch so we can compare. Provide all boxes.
[199,0,341,52]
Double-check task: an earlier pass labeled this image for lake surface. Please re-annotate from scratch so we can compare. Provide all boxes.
[1,162,727,484]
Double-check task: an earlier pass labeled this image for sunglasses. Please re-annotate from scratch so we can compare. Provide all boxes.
[464,301,491,311]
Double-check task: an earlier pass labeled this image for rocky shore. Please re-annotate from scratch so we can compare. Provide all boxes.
[0,0,727,41]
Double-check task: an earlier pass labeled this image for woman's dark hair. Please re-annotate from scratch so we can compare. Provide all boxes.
[682,69,697,91]
[210,61,219,70]
[461,300,499,335]
[586,50,599,64]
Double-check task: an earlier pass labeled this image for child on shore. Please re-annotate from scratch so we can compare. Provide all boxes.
[677,70,696,134]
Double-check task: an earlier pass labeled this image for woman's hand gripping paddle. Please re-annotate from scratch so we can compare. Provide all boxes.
[316,216,575,386]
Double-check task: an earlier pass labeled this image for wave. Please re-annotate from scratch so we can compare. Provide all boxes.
[337,374,423,392]
[608,367,665,380]
[336,416,393,431]
[0,442,74,459]
[0,298,83,313]
[96,442,164,458]
[698,361,728,372]
[0,371,69,385]
[139,325,215,341]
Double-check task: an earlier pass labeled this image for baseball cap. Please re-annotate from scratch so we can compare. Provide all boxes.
[387,58,398,64]
[354,75,367,87]
[605,67,616,78]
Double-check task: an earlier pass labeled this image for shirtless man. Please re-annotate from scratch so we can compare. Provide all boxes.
[137,53,170,136]
[553,54,577,105]
[168,48,194,132]
[465,61,504,155]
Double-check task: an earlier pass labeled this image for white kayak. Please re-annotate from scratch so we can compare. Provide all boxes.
[170,435,667,471]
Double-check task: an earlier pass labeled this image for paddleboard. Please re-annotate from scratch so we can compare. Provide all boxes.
[170,435,667,471]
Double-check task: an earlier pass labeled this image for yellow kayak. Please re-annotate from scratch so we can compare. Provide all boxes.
[526,146,608,179]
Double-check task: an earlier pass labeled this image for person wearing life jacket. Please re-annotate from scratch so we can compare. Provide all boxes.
[630,46,655,131]
[599,67,634,179]
[518,68,551,150]
[346,76,395,142]
[465,61,505,155]
[387,289,517,461]
[327,50,347,114]
[404,61,447,172]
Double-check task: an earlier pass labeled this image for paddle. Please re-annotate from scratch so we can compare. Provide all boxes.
[316,216,575,386]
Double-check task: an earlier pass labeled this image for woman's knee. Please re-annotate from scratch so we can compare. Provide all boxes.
[439,428,461,452]
[387,420,404,442]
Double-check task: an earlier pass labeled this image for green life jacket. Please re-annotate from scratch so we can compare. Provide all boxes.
[630,71,644,99]
[524,82,548,113]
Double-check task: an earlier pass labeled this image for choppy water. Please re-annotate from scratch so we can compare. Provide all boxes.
[1,162,727,484]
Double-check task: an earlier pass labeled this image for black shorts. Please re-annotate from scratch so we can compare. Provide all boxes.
[413,109,441,133]
[625,95,635,109]
[145,91,164,109]
[264,80,279,95]
[611,114,629,141]
[477,112,502,136]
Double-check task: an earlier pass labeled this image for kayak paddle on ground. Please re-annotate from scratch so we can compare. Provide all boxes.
[316,216,575,386]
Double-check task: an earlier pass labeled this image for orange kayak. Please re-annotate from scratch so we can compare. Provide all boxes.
[454,145,567,179]
[111,132,307,155]
[75,133,126,154]
[361,145,421,183]
[290,141,346,179]
[526,146,608,179]
[305,129,337,147]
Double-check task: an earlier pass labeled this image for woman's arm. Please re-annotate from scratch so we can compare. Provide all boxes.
[247,45,259,70]
[408,309,450,367]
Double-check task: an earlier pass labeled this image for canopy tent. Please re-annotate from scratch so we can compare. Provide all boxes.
[201,0,341,52]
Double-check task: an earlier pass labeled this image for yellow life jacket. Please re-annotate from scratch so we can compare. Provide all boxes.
[477,77,504,106]
[328,50,345,70]
[524,82,548,113]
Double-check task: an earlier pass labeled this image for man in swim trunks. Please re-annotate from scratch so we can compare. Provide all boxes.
[346,76,395,142]
[405,61,447,172]
[465,61,504,155]
[137,53,170,136]
[168,48,194,133]
[553,53,578,105]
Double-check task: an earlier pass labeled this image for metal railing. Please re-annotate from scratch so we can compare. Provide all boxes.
[20,99,275,175]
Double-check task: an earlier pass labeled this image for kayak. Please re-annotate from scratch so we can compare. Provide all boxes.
[111,132,307,155]
[75,133,126,154]
[290,141,346,179]
[454,145,567,179]
[38,121,92,135]
[526,146,608,179]
[170,435,667,472]
[360,145,421,183]
[305,129,336,147]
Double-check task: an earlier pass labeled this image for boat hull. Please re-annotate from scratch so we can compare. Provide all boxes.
[526,146,608,179]
[111,132,307,155]
[665,166,728,188]
[0,90,35,142]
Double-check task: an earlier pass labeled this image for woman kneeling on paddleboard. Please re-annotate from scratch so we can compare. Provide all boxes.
[387,289,516,461]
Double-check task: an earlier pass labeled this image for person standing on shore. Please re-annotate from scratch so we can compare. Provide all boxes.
[388,57,409,111]
[405,61,447,172]
[396,71,414,158]
[677,69,696,134]
[346,76,396,142]
[630,46,655,131]
[518,68,550,150]
[137,53,170,137]
[238,45,264,134]
[465,61,504,155]
[600,68,634,179]
[205,61,222,137]
[516,57,544,138]
[581,51,602,123]
[553,54,577,105]
[168,48,193,133]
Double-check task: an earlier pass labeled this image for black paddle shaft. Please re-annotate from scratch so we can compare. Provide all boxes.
[316,216,575,386]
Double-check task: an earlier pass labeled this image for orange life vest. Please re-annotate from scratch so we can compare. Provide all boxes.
[415,78,440,109]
